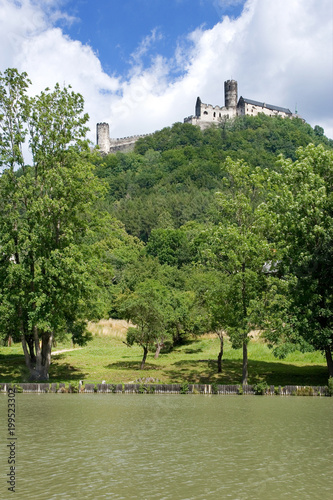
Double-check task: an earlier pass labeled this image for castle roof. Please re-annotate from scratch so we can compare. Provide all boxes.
[239,97,292,115]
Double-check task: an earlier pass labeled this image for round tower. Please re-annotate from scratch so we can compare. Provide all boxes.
[96,123,110,154]
[224,80,238,108]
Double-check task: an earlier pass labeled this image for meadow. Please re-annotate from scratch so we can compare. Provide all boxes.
[0,320,328,387]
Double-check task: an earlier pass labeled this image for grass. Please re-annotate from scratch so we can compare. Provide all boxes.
[0,319,328,386]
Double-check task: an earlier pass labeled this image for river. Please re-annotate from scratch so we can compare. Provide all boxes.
[0,394,332,499]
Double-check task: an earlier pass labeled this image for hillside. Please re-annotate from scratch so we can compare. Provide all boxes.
[95,115,332,242]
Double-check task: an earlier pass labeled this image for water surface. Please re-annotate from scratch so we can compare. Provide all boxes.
[0,394,332,499]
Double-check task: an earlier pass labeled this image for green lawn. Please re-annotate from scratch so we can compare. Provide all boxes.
[0,332,328,386]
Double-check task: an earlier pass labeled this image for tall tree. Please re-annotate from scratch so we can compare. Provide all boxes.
[199,159,272,383]
[0,68,104,380]
[263,145,333,376]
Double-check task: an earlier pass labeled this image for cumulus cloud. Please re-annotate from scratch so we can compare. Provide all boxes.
[1,0,332,142]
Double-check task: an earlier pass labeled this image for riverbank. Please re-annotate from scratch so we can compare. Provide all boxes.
[0,321,328,387]
[0,381,330,396]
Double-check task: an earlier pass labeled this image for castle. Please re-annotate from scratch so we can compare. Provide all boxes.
[97,80,296,154]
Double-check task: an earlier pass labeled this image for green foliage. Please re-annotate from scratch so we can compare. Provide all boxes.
[69,382,80,393]
[262,145,333,375]
[193,158,273,383]
[211,382,218,394]
[253,381,269,395]
[327,377,333,397]
[0,69,115,380]
[96,118,332,242]
[118,279,174,367]
[146,228,192,267]
[137,383,155,394]
[180,381,189,394]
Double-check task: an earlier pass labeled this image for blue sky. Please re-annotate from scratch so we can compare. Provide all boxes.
[1,0,332,142]
[59,0,246,77]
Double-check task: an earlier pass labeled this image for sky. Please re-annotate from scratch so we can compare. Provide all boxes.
[1,0,333,144]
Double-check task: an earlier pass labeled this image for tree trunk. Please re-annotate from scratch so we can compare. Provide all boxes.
[154,342,163,359]
[22,330,53,381]
[33,326,42,376]
[241,263,248,386]
[325,346,333,377]
[21,335,33,372]
[217,334,224,373]
[242,340,248,386]
[27,336,36,363]
[140,346,148,369]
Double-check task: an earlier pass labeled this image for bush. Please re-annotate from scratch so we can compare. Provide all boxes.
[69,383,79,393]
[211,382,218,395]
[253,381,269,395]
[180,382,189,394]
[327,377,333,397]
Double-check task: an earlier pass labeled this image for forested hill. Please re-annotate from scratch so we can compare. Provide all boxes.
[94,115,333,242]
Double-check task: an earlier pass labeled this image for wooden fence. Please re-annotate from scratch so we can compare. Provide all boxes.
[0,382,330,396]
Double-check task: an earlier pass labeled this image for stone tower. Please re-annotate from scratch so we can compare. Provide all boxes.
[224,80,238,109]
[96,123,110,154]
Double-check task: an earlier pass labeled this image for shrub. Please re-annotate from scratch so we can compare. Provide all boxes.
[327,377,333,397]
[180,382,189,394]
[211,383,218,395]
[253,381,269,395]
[69,383,79,393]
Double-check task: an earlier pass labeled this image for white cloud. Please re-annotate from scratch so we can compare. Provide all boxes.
[1,0,332,143]
[130,29,164,68]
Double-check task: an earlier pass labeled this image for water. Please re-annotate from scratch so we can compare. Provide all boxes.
[0,394,332,500]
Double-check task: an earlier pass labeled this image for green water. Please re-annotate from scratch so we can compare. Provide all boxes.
[0,394,332,500]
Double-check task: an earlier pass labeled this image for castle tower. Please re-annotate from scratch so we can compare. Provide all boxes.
[224,80,238,108]
[96,123,110,154]
[195,97,202,117]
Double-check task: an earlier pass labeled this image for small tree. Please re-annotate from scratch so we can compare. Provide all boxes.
[118,279,173,369]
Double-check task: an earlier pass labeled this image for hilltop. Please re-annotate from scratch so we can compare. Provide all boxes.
[95,115,332,242]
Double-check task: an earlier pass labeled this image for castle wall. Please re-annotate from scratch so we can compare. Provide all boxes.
[184,102,236,130]
[96,123,152,154]
[109,135,151,153]
[237,99,292,118]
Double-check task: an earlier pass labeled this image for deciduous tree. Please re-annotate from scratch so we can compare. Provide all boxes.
[199,158,272,383]
[0,69,104,380]
[263,145,333,376]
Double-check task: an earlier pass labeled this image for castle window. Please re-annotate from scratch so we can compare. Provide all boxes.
[213,112,216,117]
[203,111,208,115]
[219,113,221,117]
